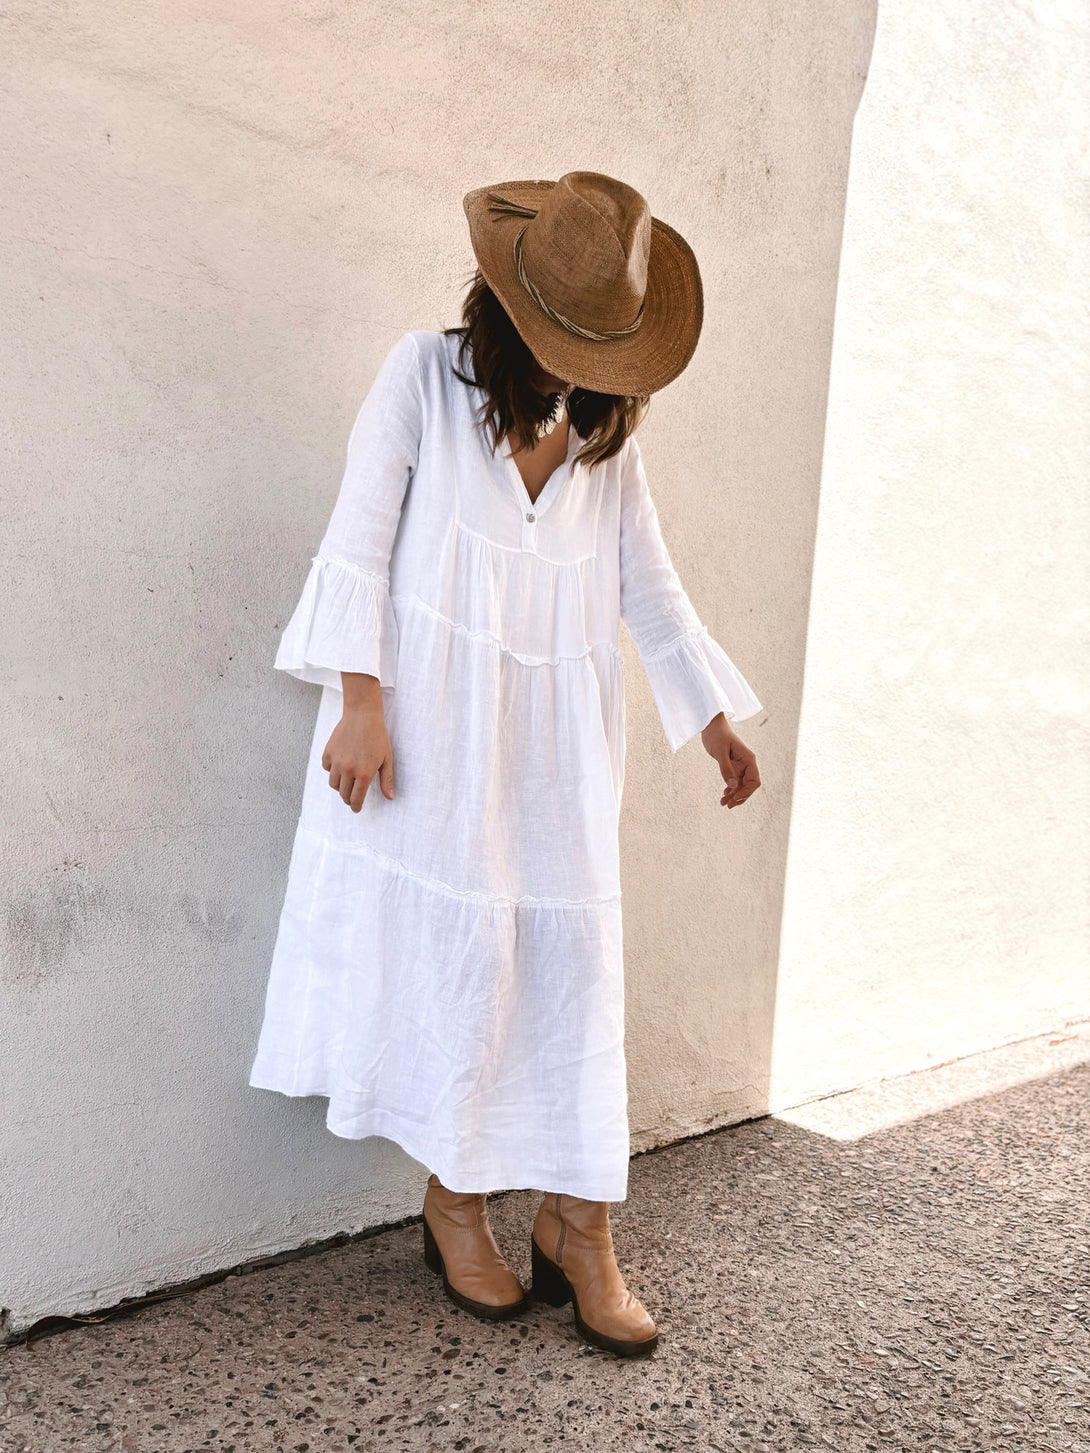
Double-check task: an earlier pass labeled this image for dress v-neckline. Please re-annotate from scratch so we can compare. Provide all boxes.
[457,333,580,521]
[500,420,580,520]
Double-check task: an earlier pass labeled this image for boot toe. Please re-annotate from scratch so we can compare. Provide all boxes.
[595,1294,657,1344]
[454,1259,526,1307]
[449,1267,529,1317]
[478,1272,527,1307]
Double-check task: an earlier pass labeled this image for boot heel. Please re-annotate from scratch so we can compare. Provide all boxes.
[531,1236,572,1307]
[422,1215,443,1276]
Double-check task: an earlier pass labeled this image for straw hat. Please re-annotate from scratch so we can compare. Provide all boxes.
[462,170,703,396]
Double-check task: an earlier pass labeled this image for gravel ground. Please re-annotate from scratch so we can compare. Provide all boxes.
[2,1021,1088,1453]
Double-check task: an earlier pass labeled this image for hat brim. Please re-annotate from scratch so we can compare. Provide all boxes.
[462,179,703,396]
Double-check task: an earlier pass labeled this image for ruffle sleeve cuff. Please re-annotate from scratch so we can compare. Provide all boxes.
[273,554,399,692]
[640,623,763,753]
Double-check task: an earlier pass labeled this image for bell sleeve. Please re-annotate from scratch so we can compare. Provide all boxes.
[619,435,763,752]
[273,330,424,693]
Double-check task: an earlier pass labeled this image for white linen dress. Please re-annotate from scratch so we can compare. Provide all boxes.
[248,327,762,1202]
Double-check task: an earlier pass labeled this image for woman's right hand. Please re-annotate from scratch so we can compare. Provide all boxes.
[321,673,395,811]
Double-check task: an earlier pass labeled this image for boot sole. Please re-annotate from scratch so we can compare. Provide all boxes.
[530,1235,659,1357]
[422,1214,531,1321]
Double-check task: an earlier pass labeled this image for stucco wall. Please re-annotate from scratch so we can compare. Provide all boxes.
[1,1,1085,1335]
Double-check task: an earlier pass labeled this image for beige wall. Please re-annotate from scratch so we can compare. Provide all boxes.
[1,1,1085,1335]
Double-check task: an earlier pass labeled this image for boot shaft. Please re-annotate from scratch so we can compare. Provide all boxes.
[425,1174,488,1230]
[533,1192,614,1264]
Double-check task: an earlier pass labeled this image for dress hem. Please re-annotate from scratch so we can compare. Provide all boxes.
[247,1067,631,1202]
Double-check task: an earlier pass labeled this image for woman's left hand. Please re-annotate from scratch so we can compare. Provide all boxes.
[701,714,761,809]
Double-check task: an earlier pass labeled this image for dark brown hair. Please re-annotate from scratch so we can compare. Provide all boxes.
[443,270,650,471]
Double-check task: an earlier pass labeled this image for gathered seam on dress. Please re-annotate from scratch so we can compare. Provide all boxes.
[391,590,622,668]
[453,517,598,567]
[308,552,391,589]
[299,823,622,908]
[636,620,713,663]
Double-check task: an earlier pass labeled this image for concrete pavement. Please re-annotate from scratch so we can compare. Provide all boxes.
[2,1020,1088,1452]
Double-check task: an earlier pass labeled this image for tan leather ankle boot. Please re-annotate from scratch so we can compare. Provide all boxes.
[422,1173,530,1320]
[531,1192,658,1356]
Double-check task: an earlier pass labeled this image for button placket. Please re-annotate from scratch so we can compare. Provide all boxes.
[500,420,581,552]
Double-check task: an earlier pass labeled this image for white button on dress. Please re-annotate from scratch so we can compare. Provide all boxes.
[248,328,763,1202]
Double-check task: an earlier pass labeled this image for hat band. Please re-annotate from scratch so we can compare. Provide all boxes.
[513,226,645,342]
[486,194,644,342]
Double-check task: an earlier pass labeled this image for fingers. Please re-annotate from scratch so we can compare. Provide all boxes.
[721,758,761,809]
[377,753,395,801]
[349,770,370,813]
[326,756,396,812]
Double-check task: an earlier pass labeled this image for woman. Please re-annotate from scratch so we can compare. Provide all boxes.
[249,171,763,1358]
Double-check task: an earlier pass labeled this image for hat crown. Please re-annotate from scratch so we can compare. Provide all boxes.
[462,168,703,394]
[517,171,652,336]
